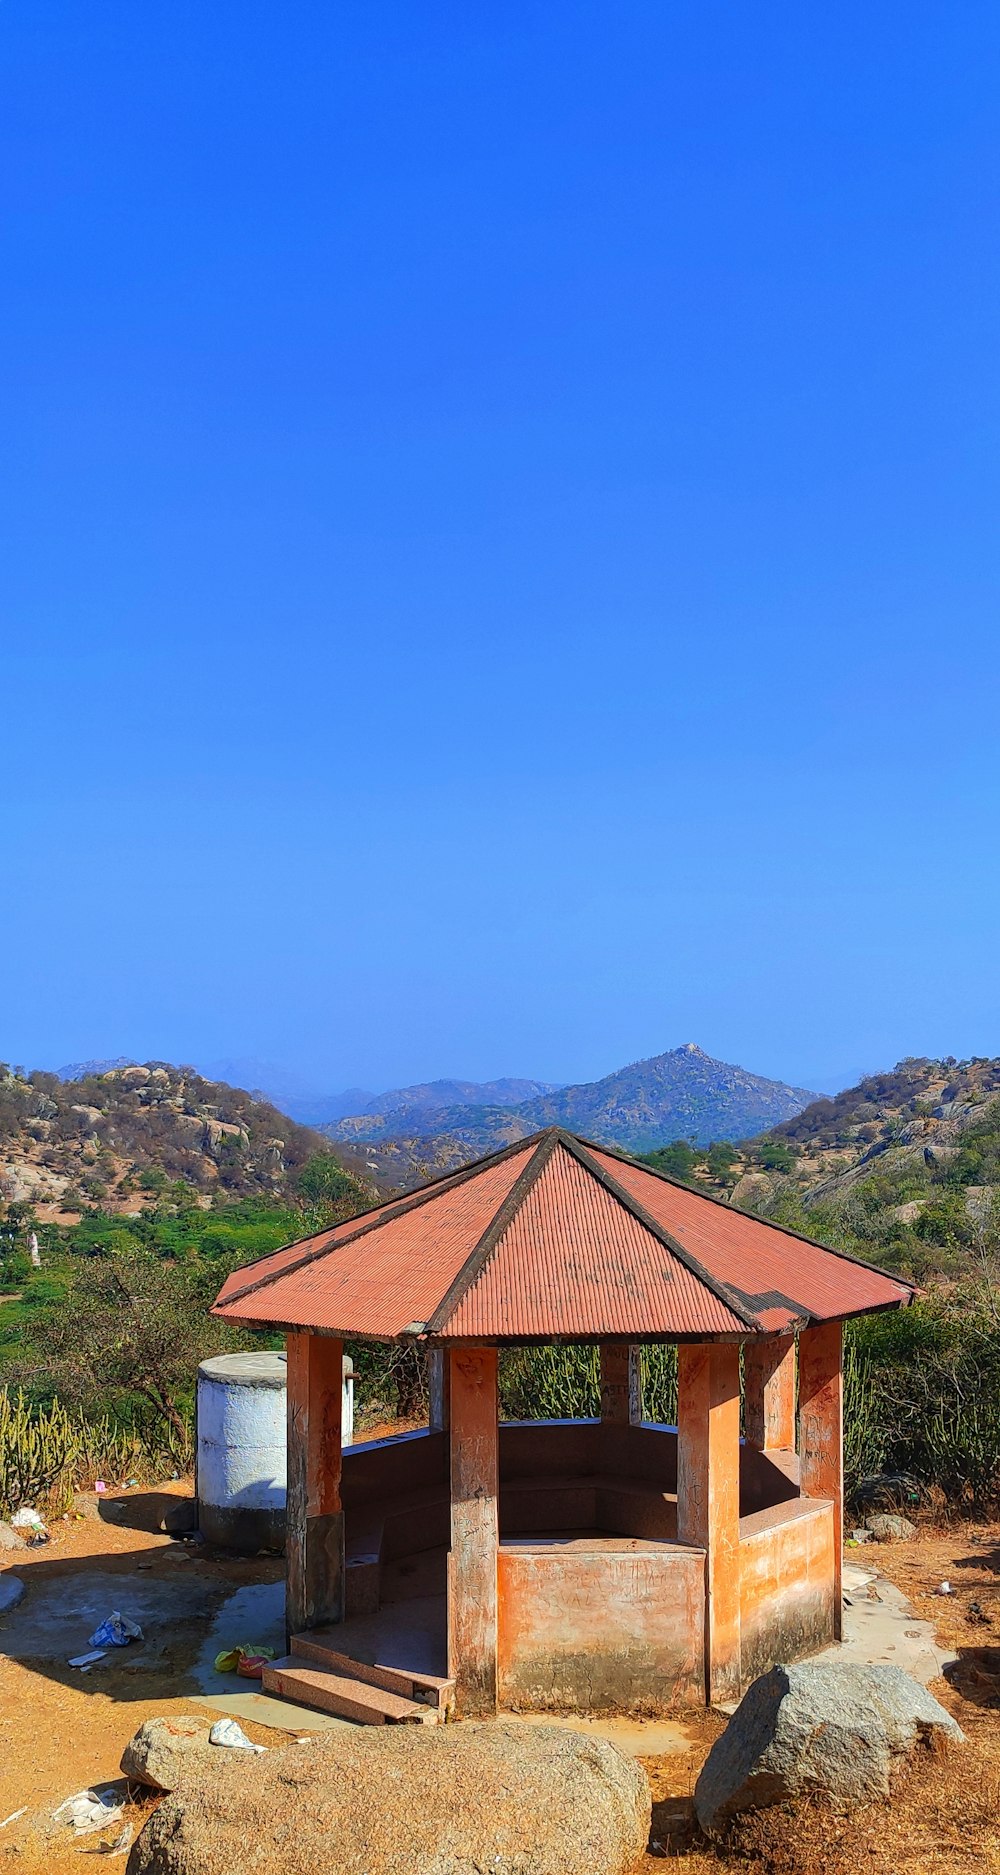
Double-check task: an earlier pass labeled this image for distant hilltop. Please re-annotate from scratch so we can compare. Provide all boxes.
[55,1056,136,1080]
[322,1044,820,1189]
[0,1060,370,1222]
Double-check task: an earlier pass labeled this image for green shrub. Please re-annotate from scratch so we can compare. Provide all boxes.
[0,1387,190,1516]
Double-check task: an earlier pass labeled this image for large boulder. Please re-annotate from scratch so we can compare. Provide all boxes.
[695,1662,964,1838]
[125,1720,650,1875]
[121,1717,217,1792]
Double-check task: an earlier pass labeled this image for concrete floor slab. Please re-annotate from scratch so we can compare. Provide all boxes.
[189,1579,349,1733]
[828,1562,954,1686]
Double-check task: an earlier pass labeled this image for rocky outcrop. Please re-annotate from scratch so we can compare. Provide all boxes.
[694,1662,964,1838]
[125,1720,650,1875]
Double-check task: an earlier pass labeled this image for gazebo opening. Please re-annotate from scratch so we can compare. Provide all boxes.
[213,1128,914,1721]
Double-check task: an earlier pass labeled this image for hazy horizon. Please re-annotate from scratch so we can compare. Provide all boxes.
[35,1041,909,1109]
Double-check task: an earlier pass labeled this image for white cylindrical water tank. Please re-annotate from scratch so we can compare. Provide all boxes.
[197,1351,288,1551]
[196,1349,357,1551]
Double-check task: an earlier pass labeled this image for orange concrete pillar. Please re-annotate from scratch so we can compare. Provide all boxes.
[447,1344,499,1717]
[285,1331,344,1640]
[677,1341,742,1704]
[600,1343,637,1424]
[428,1348,450,1431]
[744,1334,796,1450]
[799,1319,844,1639]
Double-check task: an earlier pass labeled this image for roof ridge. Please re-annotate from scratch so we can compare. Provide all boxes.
[583,1136,918,1298]
[214,1130,549,1312]
[555,1131,762,1331]
[425,1131,562,1335]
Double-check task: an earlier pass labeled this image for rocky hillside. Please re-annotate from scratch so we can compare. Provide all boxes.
[647,1055,1000,1275]
[328,1045,818,1189]
[0,1061,368,1221]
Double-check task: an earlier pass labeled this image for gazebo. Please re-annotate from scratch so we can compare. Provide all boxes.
[212,1128,915,1722]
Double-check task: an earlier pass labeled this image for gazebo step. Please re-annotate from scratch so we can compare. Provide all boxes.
[289,1629,454,1711]
[262,1655,440,1725]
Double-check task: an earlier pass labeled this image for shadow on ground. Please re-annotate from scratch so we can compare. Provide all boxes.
[96,1489,194,1536]
[944,1646,1000,1708]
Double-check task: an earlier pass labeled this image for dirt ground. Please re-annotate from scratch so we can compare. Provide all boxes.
[0,1485,284,1872]
[2,1507,1000,1872]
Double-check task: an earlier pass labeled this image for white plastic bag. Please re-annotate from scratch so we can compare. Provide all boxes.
[52,1789,124,1835]
[208,1719,266,1752]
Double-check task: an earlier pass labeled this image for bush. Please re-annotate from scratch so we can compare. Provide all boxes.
[0,1387,190,1516]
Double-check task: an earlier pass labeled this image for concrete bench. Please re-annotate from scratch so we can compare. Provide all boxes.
[344,1472,683,1614]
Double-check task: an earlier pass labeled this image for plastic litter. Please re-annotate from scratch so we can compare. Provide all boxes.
[87,1613,143,1649]
[236,1653,271,1680]
[10,1507,48,1543]
[208,1719,266,1752]
[213,1644,276,1675]
[94,1481,107,1494]
[52,1789,125,1835]
[0,1808,27,1830]
[68,1650,108,1671]
[935,1579,955,1596]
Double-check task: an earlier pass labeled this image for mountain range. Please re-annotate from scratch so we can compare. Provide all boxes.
[323,1044,819,1187]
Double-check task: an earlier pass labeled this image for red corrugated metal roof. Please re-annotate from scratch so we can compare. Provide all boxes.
[212,1127,916,1341]
[444,1142,746,1339]
[589,1144,914,1330]
[213,1142,538,1337]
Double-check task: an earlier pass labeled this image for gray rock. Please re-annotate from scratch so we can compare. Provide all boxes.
[694,1662,964,1837]
[125,1721,651,1875]
[853,1472,921,1516]
[0,1575,25,1614]
[159,1498,198,1536]
[0,1522,26,1551]
[121,1717,217,1792]
[865,1513,917,1542]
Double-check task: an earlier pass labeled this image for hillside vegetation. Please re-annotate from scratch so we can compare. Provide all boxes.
[0,1060,371,1219]
[644,1055,1000,1278]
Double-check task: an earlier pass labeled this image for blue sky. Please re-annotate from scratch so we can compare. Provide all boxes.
[3,2,999,1098]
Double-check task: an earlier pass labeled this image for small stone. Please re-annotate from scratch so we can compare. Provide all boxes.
[121,1716,217,1792]
[159,1499,198,1536]
[0,1523,26,1552]
[866,1514,917,1542]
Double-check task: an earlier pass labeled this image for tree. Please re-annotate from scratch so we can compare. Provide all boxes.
[705,1141,738,1181]
[295,1154,374,1220]
[643,1140,698,1182]
[23,1247,241,1442]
